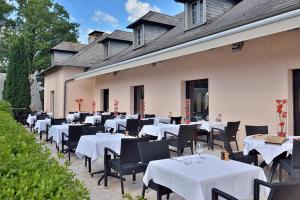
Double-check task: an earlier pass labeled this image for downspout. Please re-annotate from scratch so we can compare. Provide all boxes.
[64,78,74,118]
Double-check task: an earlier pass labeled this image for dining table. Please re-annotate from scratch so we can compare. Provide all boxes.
[104,118,127,132]
[34,118,51,133]
[139,123,180,140]
[244,135,299,182]
[48,124,72,144]
[26,115,37,126]
[84,115,101,125]
[143,154,268,200]
[66,112,80,122]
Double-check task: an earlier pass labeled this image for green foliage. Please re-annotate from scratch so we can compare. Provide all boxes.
[0,111,90,199]
[0,100,12,114]
[3,35,31,108]
[123,193,147,200]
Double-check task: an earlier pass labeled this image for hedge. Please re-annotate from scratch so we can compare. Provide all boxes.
[0,111,90,199]
[0,100,13,115]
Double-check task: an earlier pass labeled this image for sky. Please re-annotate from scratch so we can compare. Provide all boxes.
[54,0,183,44]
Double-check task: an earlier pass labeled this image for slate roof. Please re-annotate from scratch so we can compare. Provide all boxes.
[102,30,133,43]
[51,41,86,52]
[90,0,300,71]
[127,11,180,29]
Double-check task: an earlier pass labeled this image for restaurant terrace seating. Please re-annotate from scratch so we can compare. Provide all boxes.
[164,125,196,156]
[212,121,240,151]
[223,133,258,166]
[145,114,155,118]
[212,179,300,200]
[104,137,150,194]
[170,116,182,125]
[138,119,154,130]
[62,125,84,161]
[279,139,300,182]
[245,125,269,136]
[100,115,114,126]
[138,140,172,200]
[118,119,139,137]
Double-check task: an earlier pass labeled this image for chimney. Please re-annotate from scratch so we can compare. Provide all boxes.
[88,31,105,44]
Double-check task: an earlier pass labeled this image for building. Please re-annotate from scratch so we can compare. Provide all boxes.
[42,0,300,140]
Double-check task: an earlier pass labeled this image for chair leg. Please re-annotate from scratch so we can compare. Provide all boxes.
[40,132,42,140]
[190,146,193,155]
[235,139,239,151]
[142,184,147,197]
[167,193,170,199]
[133,172,136,183]
[120,173,124,194]
[68,148,71,162]
[85,156,87,167]
[157,190,162,200]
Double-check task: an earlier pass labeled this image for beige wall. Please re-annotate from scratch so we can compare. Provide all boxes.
[44,66,93,118]
[91,29,300,142]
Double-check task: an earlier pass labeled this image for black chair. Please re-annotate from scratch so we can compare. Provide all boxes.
[36,114,49,120]
[46,118,67,142]
[212,178,300,200]
[100,115,114,126]
[62,125,84,161]
[138,119,154,130]
[223,133,258,166]
[118,119,139,137]
[245,125,268,136]
[104,137,150,194]
[164,125,196,156]
[119,112,127,116]
[145,114,155,118]
[279,139,300,182]
[138,141,172,200]
[83,126,105,135]
[212,121,240,151]
[170,116,182,125]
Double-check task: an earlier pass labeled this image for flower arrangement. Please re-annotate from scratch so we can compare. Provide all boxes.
[276,99,287,137]
[75,97,84,112]
[92,101,96,114]
[140,99,145,119]
[184,99,191,124]
[114,100,119,116]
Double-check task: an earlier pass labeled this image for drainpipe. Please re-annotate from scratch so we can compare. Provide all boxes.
[64,78,74,118]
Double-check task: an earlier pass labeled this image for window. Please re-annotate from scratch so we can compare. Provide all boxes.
[134,25,144,47]
[103,42,109,59]
[191,2,199,25]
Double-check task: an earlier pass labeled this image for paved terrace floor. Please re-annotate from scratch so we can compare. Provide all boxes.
[32,130,281,200]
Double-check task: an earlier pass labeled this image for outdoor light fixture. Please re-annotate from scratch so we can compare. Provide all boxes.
[232,41,244,52]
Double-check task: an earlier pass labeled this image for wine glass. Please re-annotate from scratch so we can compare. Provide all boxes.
[196,143,204,156]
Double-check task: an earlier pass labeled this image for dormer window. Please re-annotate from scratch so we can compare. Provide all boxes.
[184,0,206,30]
[103,42,109,59]
[134,25,144,47]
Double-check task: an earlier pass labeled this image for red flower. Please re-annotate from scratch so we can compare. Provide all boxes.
[282,99,287,104]
[277,104,283,110]
[276,99,282,104]
[282,114,287,118]
[279,122,285,127]
[283,112,287,115]
[277,110,282,114]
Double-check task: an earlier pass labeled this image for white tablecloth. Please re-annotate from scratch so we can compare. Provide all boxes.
[26,115,36,126]
[139,124,180,140]
[34,119,51,133]
[243,136,298,164]
[66,113,80,122]
[48,124,69,144]
[76,133,132,161]
[198,121,227,132]
[144,154,267,200]
[84,115,101,125]
[104,119,127,131]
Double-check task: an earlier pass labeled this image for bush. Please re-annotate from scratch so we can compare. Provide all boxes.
[0,100,13,114]
[0,111,89,199]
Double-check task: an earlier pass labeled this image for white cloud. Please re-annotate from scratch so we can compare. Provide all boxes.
[92,10,119,28]
[125,0,161,22]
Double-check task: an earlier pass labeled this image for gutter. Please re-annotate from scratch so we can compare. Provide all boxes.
[63,78,74,117]
[74,9,300,80]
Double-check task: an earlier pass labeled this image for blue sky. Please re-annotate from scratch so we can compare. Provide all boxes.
[54,0,183,44]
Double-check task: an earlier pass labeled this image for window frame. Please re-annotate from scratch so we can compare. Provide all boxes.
[134,25,144,47]
[185,0,206,30]
[103,41,109,60]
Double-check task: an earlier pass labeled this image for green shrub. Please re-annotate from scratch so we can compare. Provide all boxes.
[0,111,90,199]
[0,100,13,114]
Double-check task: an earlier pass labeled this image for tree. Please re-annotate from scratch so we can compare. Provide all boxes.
[15,0,79,73]
[3,35,31,108]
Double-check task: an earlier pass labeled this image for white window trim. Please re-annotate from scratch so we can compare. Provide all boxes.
[134,25,144,48]
[185,0,206,30]
[103,41,110,60]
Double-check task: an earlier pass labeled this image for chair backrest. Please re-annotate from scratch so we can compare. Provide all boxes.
[245,125,268,136]
[36,114,48,120]
[68,125,84,143]
[79,113,90,122]
[171,116,182,125]
[69,112,75,114]
[126,119,139,137]
[145,114,155,118]
[51,118,66,125]
[119,112,127,116]
[138,140,170,164]
[139,119,154,130]
[223,134,234,156]
[100,115,114,126]
[83,126,105,135]
[225,121,240,140]
[268,182,300,200]
[177,125,196,145]
[292,140,300,169]
[120,137,150,165]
